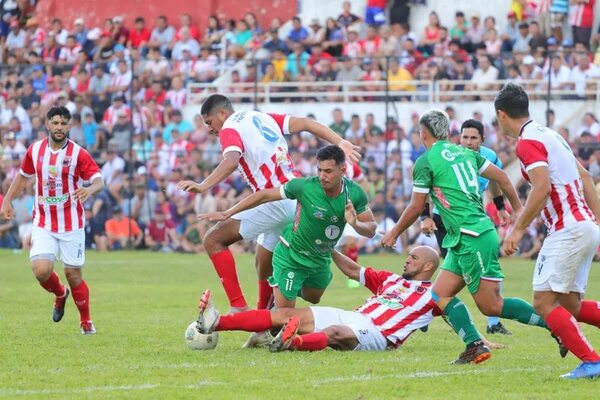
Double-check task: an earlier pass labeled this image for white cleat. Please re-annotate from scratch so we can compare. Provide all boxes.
[196,290,220,334]
[80,321,96,335]
[242,331,274,349]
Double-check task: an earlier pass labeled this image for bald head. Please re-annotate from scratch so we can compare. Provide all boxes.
[402,246,440,281]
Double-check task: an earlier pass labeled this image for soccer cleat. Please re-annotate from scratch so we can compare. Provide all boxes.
[52,288,70,323]
[420,325,429,333]
[486,322,512,335]
[551,333,569,358]
[269,316,300,352]
[196,289,220,334]
[559,361,600,379]
[80,321,96,334]
[242,331,274,349]
[452,341,492,365]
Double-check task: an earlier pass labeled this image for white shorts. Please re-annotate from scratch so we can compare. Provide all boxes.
[30,226,86,267]
[532,221,600,293]
[231,199,296,252]
[310,306,388,351]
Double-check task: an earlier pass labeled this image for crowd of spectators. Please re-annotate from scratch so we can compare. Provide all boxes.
[0,1,600,260]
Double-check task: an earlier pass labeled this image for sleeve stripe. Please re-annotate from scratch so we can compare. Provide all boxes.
[413,186,430,194]
[282,115,291,135]
[222,146,243,155]
[359,267,366,286]
[88,172,102,182]
[524,161,549,172]
[279,185,287,199]
[19,169,33,178]
[478,159,492,174]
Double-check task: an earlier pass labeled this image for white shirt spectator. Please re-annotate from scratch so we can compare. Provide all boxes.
[101,155,125,185]
[570,64,600,98]
[172,40,200,61]
[165,88,186,109]
[6,28,26,50]
[544,65,571,89]
[59,44,81,64]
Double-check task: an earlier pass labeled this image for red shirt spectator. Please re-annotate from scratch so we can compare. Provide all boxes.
[128,17,151,48]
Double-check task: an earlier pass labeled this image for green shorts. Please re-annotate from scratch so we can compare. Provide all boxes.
[268,243,333,301]
[441,229,504,294]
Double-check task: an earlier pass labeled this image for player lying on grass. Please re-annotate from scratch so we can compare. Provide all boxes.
[195,246,503,358]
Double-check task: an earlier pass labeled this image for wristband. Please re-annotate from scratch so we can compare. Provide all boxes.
[493,196,506,211]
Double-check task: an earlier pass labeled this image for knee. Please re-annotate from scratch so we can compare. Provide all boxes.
[203,227,224,254]
[533,297,553,317]
[31,263,53,282]
[477,300,503,317]
[64,269,82,287]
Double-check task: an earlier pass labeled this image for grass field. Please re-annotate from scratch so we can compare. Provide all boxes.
[1,250,600,399]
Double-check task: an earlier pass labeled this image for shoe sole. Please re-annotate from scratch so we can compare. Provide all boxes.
[471,352,492,364]
[53,289,70,323]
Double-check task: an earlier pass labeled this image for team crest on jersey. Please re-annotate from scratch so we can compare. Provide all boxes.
[62,156,72,167]
[313,210,324,219]
[416,286,426,294]
[324,225,340,240]
[330,216,338,222]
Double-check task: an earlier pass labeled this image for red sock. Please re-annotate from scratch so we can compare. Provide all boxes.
[345,245,359,262]
[545,306,600,362]
[289,332,328,351]
[210,249,247,308]
[215,310,272,332]
[70,280,91,322]
[577,300,600,328]
[257,280,273,310]
[40,272,66,297]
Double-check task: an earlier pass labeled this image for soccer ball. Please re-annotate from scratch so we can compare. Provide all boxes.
[184,321,219,350]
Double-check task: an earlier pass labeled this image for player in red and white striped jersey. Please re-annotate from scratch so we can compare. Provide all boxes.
[177,94,361,320]
[497,84,600,379]
[0,107,104,335]
[196,246,441,351]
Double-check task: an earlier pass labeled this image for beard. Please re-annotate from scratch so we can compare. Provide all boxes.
[50,131,68,145]
[401,270,416,280]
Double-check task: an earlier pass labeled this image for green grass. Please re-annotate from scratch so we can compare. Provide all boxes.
[1,250,600,399]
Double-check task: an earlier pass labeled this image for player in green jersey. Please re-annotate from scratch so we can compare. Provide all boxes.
[200,145,376,308]
[381,109,554,364]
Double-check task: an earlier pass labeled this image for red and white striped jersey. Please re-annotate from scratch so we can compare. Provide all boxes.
[355,267,440,346]
[517,120,595,235]
[165,88,187,109]
[345,161,364,181]
[19,138,102,233]
[219,111,299,192]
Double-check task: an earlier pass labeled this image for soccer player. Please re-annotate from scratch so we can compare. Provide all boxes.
[196,246,442,352]
[420,119,512,335]
[381,109,553,364]
[178,94,360,315]
[0,106,104,334]
[496,83,600,379]
[199,145,376,309]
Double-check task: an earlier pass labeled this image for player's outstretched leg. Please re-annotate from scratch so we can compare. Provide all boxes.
[269,316,300,352]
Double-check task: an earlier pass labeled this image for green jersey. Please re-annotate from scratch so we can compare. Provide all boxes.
[280,176,369,268]
[413,141,496,248]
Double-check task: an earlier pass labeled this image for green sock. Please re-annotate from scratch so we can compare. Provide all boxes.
[443,297,481,345]
[500,297,547,328]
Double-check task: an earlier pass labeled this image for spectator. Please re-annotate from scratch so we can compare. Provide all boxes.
[263,28,289,55]
[465,13,485,49]
[105,205,143,250]
[50,18,69,45]
[528,21,547,51]
[449,11,468,43]
[344,114,365,143]
[72,17,88,45]
[471,55,499,91]
[149,15,175,57]
[111,111,135,153]
[329,108,350,137]
[6,20,26,59]
[570,52,600,98]
[284,42,309,80]
[164,109,192,144]
[101,141,126,187]
[336,56,363,81]
[419,11,442,54]
[58,35,81,65]
[365,0,387,26]
[570,0,595,48]
[484,28,502,57]
[323,17,344,57]
[286,17,309,47]
[145,207,178,252]
[103,94,130,131]
[337,1,361,29]
[2,131,26,160]
[360,25,381,56]
[577,112,600,137]
[512,22,532,53]
[176,13,200,41]
[171,27,200,60]
[343,26,362,58]
[128,17,151,50]
[180,212,205,253]
[544,54,571,91]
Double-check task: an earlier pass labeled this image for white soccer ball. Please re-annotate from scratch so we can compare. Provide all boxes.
[184,321,219,350]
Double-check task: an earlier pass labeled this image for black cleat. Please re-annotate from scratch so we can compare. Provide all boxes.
[551,333,569,358]
[420,325,429,333]
[52,288,70,322]
[452,340,492,365]
[486,322,512,335]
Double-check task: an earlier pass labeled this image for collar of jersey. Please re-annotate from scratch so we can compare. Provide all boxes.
[518,120,534,137]
[47,138,70,153]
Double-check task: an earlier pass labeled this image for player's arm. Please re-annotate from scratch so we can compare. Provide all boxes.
[73,176,104,203]
[0,173,28,220]
[332,250,361,281]
[198,187,283,222]
[288,116,361,163]
[480,163,522,214]
[178,152,240,194]
[576,159,600,222]
[503,166,550,256]
[346,205,377,238]
[381,191,428,248]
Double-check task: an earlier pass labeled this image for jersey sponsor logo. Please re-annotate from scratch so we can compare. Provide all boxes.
[48,165,58,178]
[44,178,63,190]
[325,225,340,240]
[440,148,463,162]
[313,210,324,220]
[358,329,369,335]
[376,296,405,310]
[232,111,246,123]
[252,116,280,142]
[38,194,69,205]
[432,187,451,209]
[330,216,338,222]
[287,272,295,279]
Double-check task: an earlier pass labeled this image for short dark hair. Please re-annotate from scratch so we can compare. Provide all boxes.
[47,106,71,121]
[316,145,345,166]
[200,94,234,116]
[494,83,530,119]
[460,119,484,139]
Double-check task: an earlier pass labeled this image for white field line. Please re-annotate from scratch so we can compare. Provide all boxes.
[0,366,553,396]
